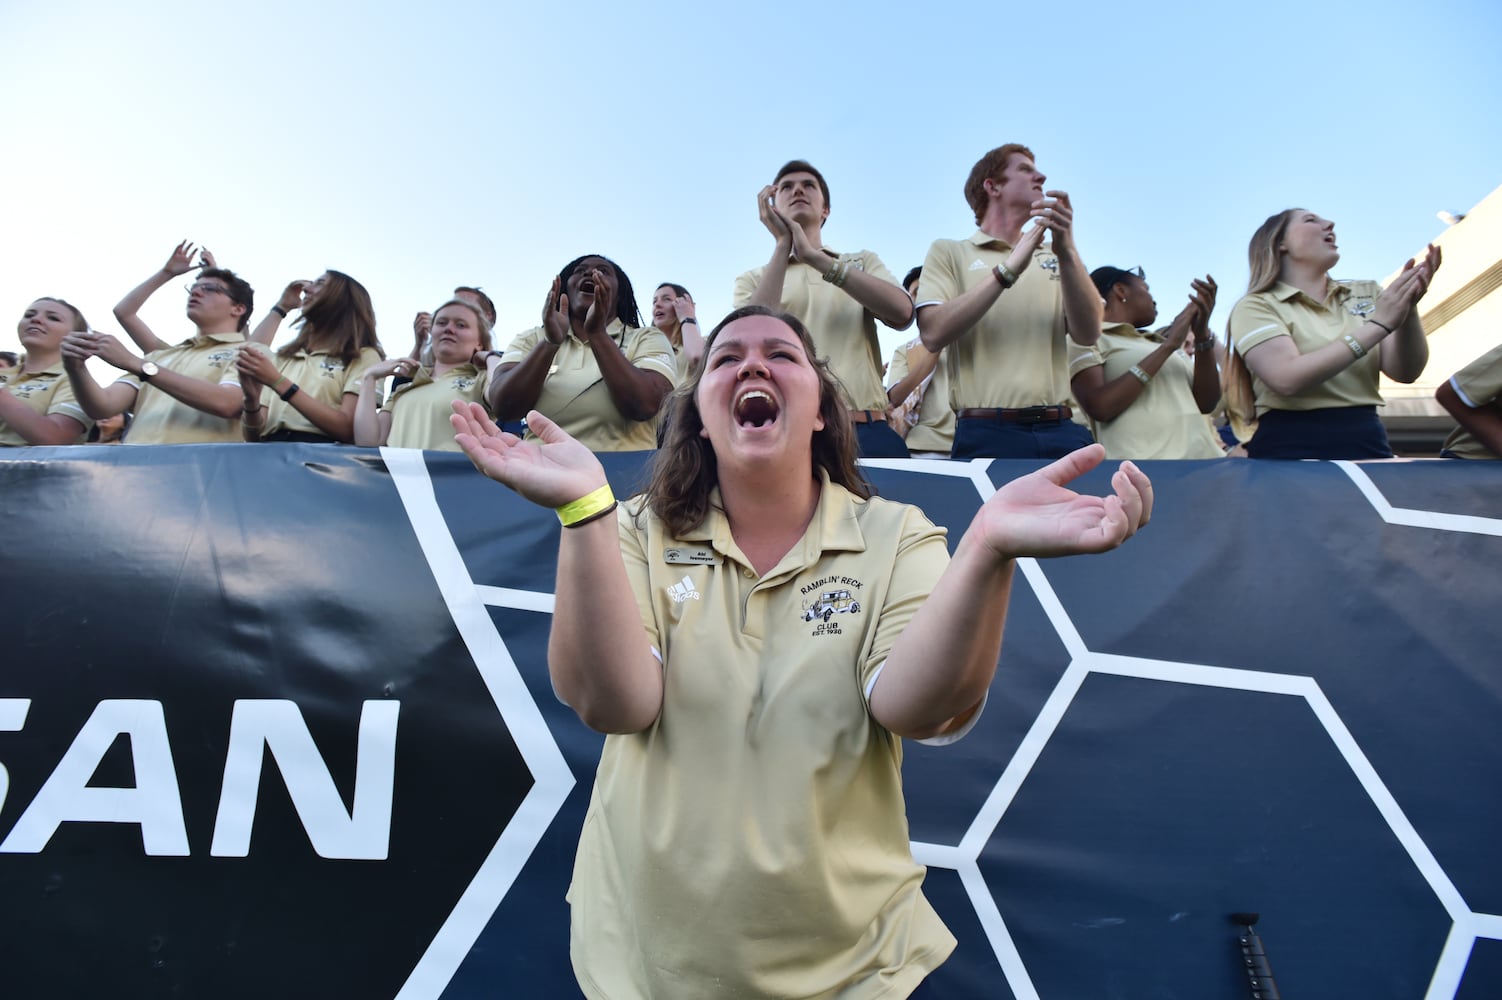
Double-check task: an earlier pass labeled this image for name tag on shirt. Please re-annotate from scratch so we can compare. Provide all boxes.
[663,546,719,566]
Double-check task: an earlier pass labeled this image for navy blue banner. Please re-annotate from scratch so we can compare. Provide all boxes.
[1,446,1498,999]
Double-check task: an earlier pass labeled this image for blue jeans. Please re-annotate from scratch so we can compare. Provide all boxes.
[856,420,910,459]
[1246,406,1392,460]
[952,416,1093,460]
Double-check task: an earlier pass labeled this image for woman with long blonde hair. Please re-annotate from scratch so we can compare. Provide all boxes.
[1224,209,1439,458]
[238,270,385,442]
[1,297,92,445]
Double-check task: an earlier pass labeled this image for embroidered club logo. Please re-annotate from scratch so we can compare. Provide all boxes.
[452,376,477,391]
[1348,296,1376,318]
[801,588,861,623]
[320,359,346,378]
[666,575,700,603]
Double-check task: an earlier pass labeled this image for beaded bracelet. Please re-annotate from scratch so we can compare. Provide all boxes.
[557,483,617,528]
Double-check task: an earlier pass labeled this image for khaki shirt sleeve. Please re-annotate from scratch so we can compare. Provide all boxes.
[625,327,678,383]
[1068,335,1106,377]
[854,250,899,288]
[380,380,410,416]
[886,344,912,388]
[1229,294,1291,355]
[915,241,960,306]
[618,501,662,655]
[44,375,92,431]
[732,268,761,309]
[218,347,244,387]
[343,348,384,396]
[500,327,545,367]
[859,508,950,695]
[1451,342,1502,409]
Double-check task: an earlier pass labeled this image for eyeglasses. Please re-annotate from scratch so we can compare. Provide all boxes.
[186,283,230,296]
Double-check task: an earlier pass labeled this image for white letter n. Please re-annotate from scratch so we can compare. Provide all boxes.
[210,700,399,860]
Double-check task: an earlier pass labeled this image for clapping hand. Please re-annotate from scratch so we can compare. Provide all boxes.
[757,184,793,248]
[451,401,606,510]
[971,444,1152,561]
[581,267,618,342]
[542,277,570,345]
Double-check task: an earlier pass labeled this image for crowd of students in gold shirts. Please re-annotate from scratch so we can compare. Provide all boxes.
[3,146,1499,460]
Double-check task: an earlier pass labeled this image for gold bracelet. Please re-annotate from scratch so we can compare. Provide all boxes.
[556,483,617,528]
[1128,364,1152,385]
[1342,334,1368,359]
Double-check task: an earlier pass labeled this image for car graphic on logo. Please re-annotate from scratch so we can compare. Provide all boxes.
[803,589,861,622]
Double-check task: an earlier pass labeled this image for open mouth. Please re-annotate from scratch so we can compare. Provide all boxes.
[734,389,779,428]
[579,278,596,295]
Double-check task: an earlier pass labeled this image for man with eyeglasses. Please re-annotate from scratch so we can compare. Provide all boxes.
[61,242,255,444]
[915,143,1103,459]
[734,159,916,458]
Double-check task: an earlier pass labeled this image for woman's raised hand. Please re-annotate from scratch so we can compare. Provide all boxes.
[451,401,607,509]
[971,444,1152,561]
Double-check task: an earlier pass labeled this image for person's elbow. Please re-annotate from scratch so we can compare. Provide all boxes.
[880,298,915,332]
[916,307,949,351]
[620,376,672,422]
[554,678,660,735]
[208,391,246,420]
[34,419,85,446]
[1384,359,1428,385]
[1069,323,1102,347]
[1436,379,1468,421]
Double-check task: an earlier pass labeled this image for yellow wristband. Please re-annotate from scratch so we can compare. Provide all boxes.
[556,483,616,528]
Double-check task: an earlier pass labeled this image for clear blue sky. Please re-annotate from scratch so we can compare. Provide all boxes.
[3,0,1499,367]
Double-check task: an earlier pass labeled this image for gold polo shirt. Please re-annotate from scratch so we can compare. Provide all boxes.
[886,339,955,455]
[1442,341,1502,459]
[1068,323,1224,460]
[119,332,245,445]
[1229,279,1385,415]
[0,361,91,446]
[568,477,956,1000]
[917,231,1070,410]
[382,363,487,451]
[253,345,384,439]
[733,247,899,413]
[500,320,676,452]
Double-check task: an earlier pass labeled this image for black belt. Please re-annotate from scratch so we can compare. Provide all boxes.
[261,430,336,443]
[957,405,1072,425]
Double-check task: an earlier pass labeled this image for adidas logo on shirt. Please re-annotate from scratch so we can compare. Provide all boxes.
[968,259,989,271]
[666,575,700,603]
